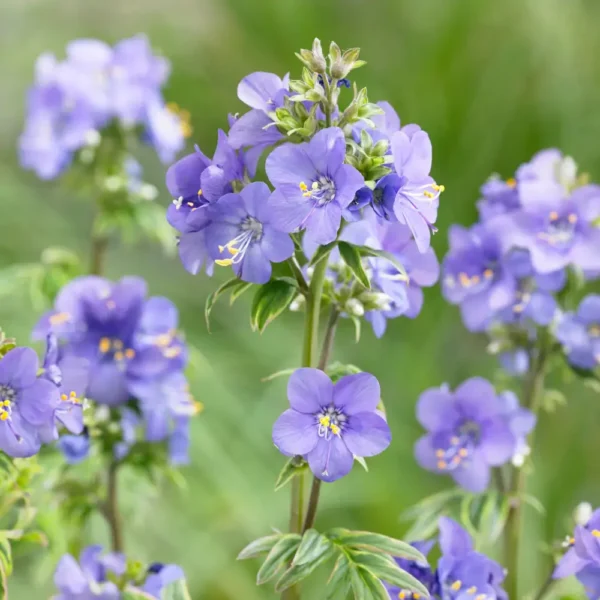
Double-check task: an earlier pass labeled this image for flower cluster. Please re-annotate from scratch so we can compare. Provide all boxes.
[442,149,600,370]
[272,369,391,482]
[33,275,198,464]
[54,545,185,599]
[385,517,507,600]
[554,506,600,599]
[19,35,188,180]
[414,377,535,493]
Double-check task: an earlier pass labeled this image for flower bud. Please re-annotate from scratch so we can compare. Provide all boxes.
[574,502,593,526]
[346,298,365,317]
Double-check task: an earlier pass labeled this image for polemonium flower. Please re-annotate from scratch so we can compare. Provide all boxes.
[272,369,391,482]
[53,545,124,599]
[228,71,289,150]
[497,390,536,465]
[142,563,186,598]
[389,127,443,252]
[266,127,364,245]
[437,517,507,600]
[442,224,513,332]
[0,347,59,457]
[205,182,294,283]
[113,408,140,461]
[495,249,565,327]
[497,181,600,273]
[477,176,520,221]
[554,507,600,580]
[414,378,521,493]
[498,349,529,376]
[143,98,187,163]
[516,148,578,189]
[58,428,91,465]
[556,295,600,370]
[33,277,186,406]
[384,540,439,599]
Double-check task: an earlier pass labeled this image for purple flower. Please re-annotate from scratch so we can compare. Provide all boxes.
[477,176,520,221]
[437,517,507,600]
[228,71,289,150]
[556,295,600,370]
[516,148,577,188]
[113,407,140,461]
[142,563,186,598]
[442,224,513,332]
[42,334,89,436]
[266,127,364,245]
[497,390,536,463]
[33,277,187,407]
[577,566,600,600]
[389,127,443,252]
[204,182,294,283]
[53,545,124,599]
[414,378,522,493]
[497,182,600,273]
[272,369,391,482]
[498,349,529,376]
[0,347,59,458]
[143,98,187,163]
[554,508,600,581]
[58,429,90,465]
[384,540,439,599]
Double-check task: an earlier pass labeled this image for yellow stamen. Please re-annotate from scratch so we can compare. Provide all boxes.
[299,182,308,192]
[506,178,516,188]
[435,449,445,458]
[0,413,8,421]
[215,258,234,266]
[125,349,135,360]
[228,247,240,256]
[113,340,123,350]
[437,460,447,469]
[475,595,487,600]
[459,273,470,287]
[398,593,406,600]
[155,333,173,347]
[459,448,468,458]
[193,401,204,415]
[467,586,477,594]
[99,338,111,353]
[163,346,182,359]
[319,416,330,428]
[450,436,460,445]
[198,189,203,196]
[69,391,77,398]
[451,580,462,591]
[568,213,578,224]
[330,423,341,436]
[423,191,434,198]
[592,529,600,538]
[433,184,445,192]
[484,268,494,278]
[413,594,421,600]
[114,351,124,361]
[49,311,71,326]
[471,275,480,284]
[2,400,10,407]
[549,211,559,221]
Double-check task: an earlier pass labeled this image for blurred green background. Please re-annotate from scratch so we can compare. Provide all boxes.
[2,0,600,597]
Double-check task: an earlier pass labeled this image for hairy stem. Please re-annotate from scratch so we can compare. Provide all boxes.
[504,336,550,599]
[284,258,329,600]
[105,461,124,552]
[302,477,322,534]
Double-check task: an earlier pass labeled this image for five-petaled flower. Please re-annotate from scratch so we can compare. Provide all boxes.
[414,378,532,493]
[272,368,391,482]
[556,295,600,370]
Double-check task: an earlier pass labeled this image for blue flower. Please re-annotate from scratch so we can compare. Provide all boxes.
[266,127,364,245]
[384,540,439,599]
[556,295,600,370]
[141,563,186,597]
[0,347,59,457]
[58,429,91,465]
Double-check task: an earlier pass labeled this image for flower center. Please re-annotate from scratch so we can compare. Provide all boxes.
[444,580,487,600]
[435,422,480,471]
[60,390,82,405]
[215,217,264,267]
[0,386,15,422]
[299,177,337,205]
[98,338,136,364]
[315,405,347,440]
[444,267,494,291]
[399,178,445,204]
[538,211,578,248]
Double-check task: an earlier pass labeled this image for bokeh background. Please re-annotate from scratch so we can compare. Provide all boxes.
[2,0,600,597]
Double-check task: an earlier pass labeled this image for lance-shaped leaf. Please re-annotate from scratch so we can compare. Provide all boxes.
[274,457,308,492]
[330,529,425,562]
[205,278,253,331]
[238,534,282,560]
[256,534,302,585]
[0,537,11,578]
[250,280,297,333]
[326,553,352,600]
[308,241,338,267]
[355,245,408,282]
[338,242,370,289]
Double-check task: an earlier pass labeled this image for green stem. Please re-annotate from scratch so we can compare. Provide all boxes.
[532,571,555,600]
[105,461,124,552]
[283,258,329,600]
[320,75,335,127]
[302,477,322,534]
[89,234,108,276]
[504,337,550,599]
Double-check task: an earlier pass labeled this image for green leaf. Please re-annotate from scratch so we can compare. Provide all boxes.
[355,245,408,282]
[293,529,332,566]
[331,529,425,562]
[256,534,302,585]
[349,551,430,597]
[250,280,297,333]
[350,315,361,343]
[238,534,282,560]
[204,278,250,331]
[0,537,11,578]
[338,242,370,289]
[275,542,334,592]
[354,566,391,600]
[122,588,157,600]
[261,367,296,383]
[274,457,308,492]
[229,281,254,304]
[308,241,338,267]
[160,578,193,600]
[17,530,48,547]
[0,559,6,600]
[326,553,352,600]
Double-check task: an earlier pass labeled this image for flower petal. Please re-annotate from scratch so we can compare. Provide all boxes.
[343,412,391,457]
[416,387,460,432]
[266,142,315,187]
[272,409,318,456]
[478,418,515,466]
[307,435,354,483]
[287,368,333,413]
[333,372,380,415]
[0,347,38,389]
[452,453,490,493]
